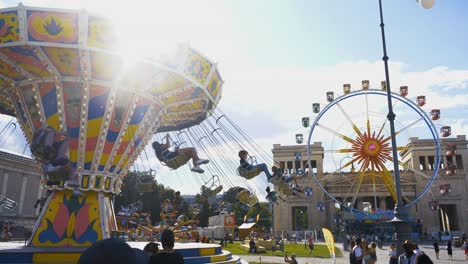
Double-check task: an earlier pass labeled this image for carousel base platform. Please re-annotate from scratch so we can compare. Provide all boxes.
[0,241,243,264]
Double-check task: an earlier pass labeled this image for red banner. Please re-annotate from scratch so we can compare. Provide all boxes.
[224,214,235,227]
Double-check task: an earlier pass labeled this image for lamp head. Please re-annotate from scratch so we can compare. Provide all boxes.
[417,0,435,9]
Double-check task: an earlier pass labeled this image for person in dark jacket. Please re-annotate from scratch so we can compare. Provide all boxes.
[447,240,453,260]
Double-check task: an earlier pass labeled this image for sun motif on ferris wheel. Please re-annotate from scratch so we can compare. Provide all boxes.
[338,117,401,201]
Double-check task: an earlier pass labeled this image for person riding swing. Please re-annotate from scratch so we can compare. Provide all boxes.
[152,133,209,173]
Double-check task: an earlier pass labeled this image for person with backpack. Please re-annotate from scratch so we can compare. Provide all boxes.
[350,238,364,264]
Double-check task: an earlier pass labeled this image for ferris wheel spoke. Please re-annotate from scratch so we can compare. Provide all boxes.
[391,159,431,180]
[351,158,370,207]
[324,148,354,153]
[337,156,362,174]
[376,98,400,138]
[410,166,433,180]
[316,123,357,144]
[336,102,363,137]
[343,175,359,206]
[370,163,378,208]
[375,160,397,202]
[382,117,424,144]
[365,91,371,136]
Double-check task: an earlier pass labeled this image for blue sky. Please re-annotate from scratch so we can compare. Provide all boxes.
[1,0,467,196]
[223,0,468,71]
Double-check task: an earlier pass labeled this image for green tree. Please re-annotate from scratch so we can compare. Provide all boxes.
[247,203,272,230]
[114,171,181,225]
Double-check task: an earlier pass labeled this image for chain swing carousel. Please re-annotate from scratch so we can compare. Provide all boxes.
[0,4,230,261]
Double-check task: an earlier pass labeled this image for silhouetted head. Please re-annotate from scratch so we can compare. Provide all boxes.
[238,150,248,159]
[161,229,175,250]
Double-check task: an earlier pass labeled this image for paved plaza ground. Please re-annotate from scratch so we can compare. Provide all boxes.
[1,241,467,263]
[240,242,467,264]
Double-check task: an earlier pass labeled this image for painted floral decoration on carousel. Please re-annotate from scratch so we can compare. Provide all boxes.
[38,193,98,245]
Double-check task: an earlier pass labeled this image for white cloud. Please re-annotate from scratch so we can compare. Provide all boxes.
[1,0,467,197]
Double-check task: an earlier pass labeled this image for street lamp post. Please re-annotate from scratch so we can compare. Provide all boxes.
[377,0,434,256]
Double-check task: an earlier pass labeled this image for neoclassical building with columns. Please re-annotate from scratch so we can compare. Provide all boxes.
[272,135,468,237]
[0,150,43,229]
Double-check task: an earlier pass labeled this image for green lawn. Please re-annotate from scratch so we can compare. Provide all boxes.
[221,241,342,258]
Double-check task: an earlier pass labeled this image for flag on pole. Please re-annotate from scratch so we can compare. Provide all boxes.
[322,228,336,261]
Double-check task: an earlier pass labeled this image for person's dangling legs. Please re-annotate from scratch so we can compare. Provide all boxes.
[64,165,84,198]
[250,163,272,180]
[178,147,209,173]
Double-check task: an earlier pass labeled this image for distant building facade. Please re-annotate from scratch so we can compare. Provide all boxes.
[272,135,468,237]
[0,151,42,229]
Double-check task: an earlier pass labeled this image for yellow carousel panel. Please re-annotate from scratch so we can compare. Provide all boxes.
[160,86,205,105]
[42,47,81,77]
[26,10,78,44]
[87,16,118,50]
[0,11,20,43]
[207,69,222,100]
[161,112,201,125]
[151,71,191,96]
[165,99,207,113]
[183,49,212,84]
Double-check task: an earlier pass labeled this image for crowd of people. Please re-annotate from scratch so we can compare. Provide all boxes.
[348,236,468,264]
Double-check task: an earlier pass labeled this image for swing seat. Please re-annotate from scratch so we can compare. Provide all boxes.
[236,190,250,204]
[212,185,223,195]
[136,182,155,193]
[46,166,71,182]
[237,166,261,179]
[236,190,258,206]
[163,154,190,170]
[271,178,294,196]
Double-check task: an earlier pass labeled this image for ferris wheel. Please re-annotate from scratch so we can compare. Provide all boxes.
[303,81,452,212]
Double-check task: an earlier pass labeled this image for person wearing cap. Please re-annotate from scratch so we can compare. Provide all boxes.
[150,229,184,264]
[399,240,416,264]
[77,238,149,264]
[284,252,298,264]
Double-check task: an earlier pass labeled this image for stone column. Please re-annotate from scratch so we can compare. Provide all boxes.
[18,175,28,215]
[1,172,8,196]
